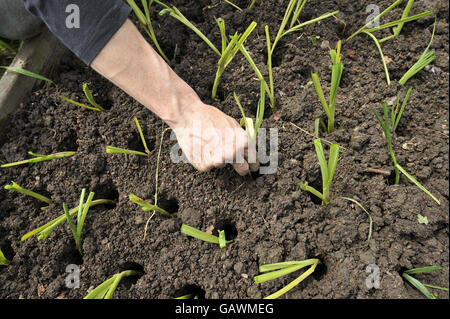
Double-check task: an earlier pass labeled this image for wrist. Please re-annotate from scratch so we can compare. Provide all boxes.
[155,90,203,129]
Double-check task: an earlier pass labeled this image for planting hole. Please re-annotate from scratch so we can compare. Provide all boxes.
[157,195,179,214]
[173,284,206,299]
[213,219,237,241]
[0,238,14,263]
[92,179,119,208]
[60,241,83,265]
[312,256,327,280]
[208,82,225,102]
[118,262,145,288]
[305,180,323,205]
[58,129,78,152]
[33,188,53,210]
[127,132,154,154]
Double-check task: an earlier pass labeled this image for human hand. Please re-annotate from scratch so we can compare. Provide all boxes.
[168,101,259,175]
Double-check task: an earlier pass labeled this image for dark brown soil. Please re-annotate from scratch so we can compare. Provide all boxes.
[0,0,448,299]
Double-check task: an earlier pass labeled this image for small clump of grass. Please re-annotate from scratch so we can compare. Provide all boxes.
[234,80,265,146]
[300,139,339,205]
[311,40,343,134]
[63,189,95,255]
[399,18,437,85]
[158,4,256,100]
[254,258,320,299]
[402,266,449,299]
[21,198,116,242]
[181,224,232,248]
[262,0,339,109]
[0,151,76,168]
[373,101,440,205]
[84,270,143,299]
[346,0,433,85]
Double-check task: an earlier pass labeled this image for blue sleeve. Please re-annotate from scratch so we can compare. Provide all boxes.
[23,0,132,65]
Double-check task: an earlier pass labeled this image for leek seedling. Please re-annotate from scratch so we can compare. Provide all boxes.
[311,40,343,134]
[379,0,415,43]
[181,224,232,248]
[390,86,413,132]
[347,0,432,41]
[346,0,432,85]
[254,259,320,299]
[300,139,339,205]
[21,198,116,241]
[84,270,142,299]
[1,151,75,168]
[63,189,95,255]
[106,146,148,157]
[0,66,54,84]
[129,194,173,218]
[248,0,257,9]
[5,181,52,207]
[60,83,104,112]
[223,0,242,11]
[159,5,257,100]
[234,80,265,145]
[159,5,219,56]
[211,19,257,100]
[373,102,440,205]
[0,248,10,266]
[399,18,436,85]
[106,117,150,157]
[127,0,170,63]
[263,0,339,108]
[402,266,449,299]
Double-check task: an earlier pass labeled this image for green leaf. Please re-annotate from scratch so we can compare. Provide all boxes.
[60,95,102,112]
[402,272,436,299]
[20,199,116,241]
[218,230,227,248]
[82,83,104,111]
[129,194,173,218]
[106,146,148,157]
[404,266,443,275]
[1,151,76,168]
[181,224,232,247]
[0,248,10,266]
[362,31,390,85]
[4,181,52,204]
[0,66,54,84]
[254,259,320,299]
[396,164,440,205]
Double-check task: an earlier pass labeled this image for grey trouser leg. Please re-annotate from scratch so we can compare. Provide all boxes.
[0,0,44,40]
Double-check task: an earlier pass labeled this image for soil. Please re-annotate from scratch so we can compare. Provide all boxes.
[0,0,448,299]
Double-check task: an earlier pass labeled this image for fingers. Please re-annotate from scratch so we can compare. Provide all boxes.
[245,144,259,172]
[233,161,250,176]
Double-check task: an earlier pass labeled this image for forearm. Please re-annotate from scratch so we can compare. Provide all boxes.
[91,19,200,128]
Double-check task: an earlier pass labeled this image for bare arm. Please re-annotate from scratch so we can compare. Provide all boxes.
[91,19,258,175]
